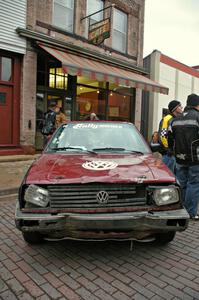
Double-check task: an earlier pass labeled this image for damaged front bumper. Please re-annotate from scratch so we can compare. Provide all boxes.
[15,203,189,240]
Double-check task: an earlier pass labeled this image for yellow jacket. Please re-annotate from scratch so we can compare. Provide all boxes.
[159,114,173,149]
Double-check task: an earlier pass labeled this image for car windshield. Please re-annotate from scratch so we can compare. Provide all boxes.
[46,122,151,154]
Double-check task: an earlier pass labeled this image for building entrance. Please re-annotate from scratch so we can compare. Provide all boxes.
[0,84,12,144]
[0,54,20,152]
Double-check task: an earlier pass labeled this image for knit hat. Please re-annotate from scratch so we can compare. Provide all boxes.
[186,94,199,107]
[168,100,181,113]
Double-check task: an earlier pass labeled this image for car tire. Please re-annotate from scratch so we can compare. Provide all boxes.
[22,232,44,244]
[155,231,176,245]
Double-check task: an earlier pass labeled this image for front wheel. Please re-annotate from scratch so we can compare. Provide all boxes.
[22,232,44,244]
[155,231,176,245]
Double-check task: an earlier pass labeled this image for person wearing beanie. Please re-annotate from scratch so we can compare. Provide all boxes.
[168,100,181,114]
[168,93,199,220]
[158,99,183,173]
[186,93,199,107]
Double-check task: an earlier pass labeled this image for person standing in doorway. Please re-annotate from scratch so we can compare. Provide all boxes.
[158,100,183,173]
[54,105,67,128]
[41,102,57,146]
[168,94,199,220]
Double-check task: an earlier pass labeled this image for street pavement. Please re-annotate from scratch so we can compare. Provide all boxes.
[0,155,39,200]
[0,198,199,300]
[0,155,199,299]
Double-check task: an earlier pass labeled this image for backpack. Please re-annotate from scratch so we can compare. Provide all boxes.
[41,110,56,135]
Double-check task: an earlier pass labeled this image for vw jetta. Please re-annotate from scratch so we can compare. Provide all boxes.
[15,121,189,244]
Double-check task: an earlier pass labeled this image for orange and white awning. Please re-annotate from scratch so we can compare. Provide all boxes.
[39,44,168,95]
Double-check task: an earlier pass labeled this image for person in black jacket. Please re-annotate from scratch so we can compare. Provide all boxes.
[41,102,57,146]
[168,93,199,220]
[158,100,183,173]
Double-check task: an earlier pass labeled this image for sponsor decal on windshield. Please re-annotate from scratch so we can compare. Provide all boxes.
[73,124,123,129]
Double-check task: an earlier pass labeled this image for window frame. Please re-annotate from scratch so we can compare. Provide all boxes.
[53,0,75,33]
[0,56,13,83]
[112,8,128,54]
[86,0,104,38]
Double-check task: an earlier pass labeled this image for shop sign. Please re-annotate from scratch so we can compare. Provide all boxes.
[88,18,110,45]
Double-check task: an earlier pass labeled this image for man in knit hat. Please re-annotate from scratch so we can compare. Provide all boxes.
[168,93,199,220]
[158,100,183,172]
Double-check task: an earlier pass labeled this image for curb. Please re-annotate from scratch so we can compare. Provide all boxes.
[0,193,18,201]
[0,187,19,197]
[0,187,18,201]
[0,154,40,163]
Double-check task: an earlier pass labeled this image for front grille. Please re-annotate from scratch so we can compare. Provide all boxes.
[48,184,147,209]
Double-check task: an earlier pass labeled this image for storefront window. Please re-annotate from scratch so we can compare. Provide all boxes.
[76,85,106,120]
[53,0,74,32]
[77,76,106,89]
[108,91,130,121]
[112,8,127,53]
[49,68,68,89]
[0,57,12,81]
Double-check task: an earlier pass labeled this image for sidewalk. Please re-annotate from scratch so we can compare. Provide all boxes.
[0,154,40,199]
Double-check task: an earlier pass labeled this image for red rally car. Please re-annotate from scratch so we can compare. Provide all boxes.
[15,121,189,245]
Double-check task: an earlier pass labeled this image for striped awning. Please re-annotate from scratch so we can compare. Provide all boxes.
[39,44,168,95]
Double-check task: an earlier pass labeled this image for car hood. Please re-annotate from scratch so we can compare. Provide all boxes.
[25,153,176,185]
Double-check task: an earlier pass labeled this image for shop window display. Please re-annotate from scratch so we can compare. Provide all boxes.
[76,85,106,120]
[108,91,130,121]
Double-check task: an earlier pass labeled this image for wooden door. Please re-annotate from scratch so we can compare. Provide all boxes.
[0,85,13,144]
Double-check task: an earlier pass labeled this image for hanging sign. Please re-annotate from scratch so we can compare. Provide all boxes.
[88,18,111,45]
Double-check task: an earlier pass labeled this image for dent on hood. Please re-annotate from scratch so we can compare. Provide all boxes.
[25,153,175,184]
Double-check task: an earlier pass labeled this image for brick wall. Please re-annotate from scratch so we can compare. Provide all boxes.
[20,46,37,152]
[27,0,144,67]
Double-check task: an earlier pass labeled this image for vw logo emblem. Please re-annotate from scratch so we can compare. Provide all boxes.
[96,191,109,205]
[82,160,118,170]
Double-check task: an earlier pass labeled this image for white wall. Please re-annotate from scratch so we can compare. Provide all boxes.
[177,71,192,105]
[0,0,27,54]
[193,77,199,94]
[150,57,199,134]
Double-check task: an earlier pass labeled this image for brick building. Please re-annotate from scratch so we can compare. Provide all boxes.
[0,0,168,154]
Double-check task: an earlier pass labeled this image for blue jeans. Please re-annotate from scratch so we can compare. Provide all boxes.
[162,154,176,174]
[176,163,199,217]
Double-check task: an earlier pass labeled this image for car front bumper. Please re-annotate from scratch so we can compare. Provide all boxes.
[15,203,189,240]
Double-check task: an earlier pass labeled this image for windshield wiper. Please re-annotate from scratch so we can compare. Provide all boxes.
[50,146,96,154]
[92,147,144,154]
[92,147,126,152]
[125,150,144,155]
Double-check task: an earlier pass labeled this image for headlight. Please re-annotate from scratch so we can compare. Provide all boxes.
[24,185,49,207]
[153,187,179,206]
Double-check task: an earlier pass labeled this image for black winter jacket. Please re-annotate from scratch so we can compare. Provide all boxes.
[168,108,199,165]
